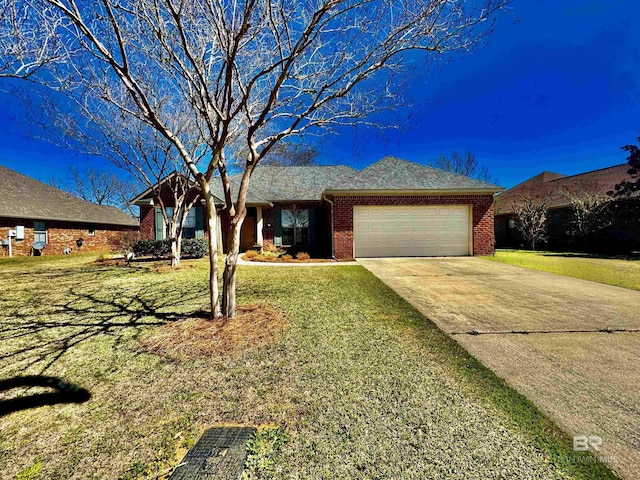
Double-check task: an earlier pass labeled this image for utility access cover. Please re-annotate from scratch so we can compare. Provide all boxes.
[170,426,256,480]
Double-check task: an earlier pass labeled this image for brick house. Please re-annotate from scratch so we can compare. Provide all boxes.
[133,156,503,259]
[0,165,139,257]
[495,164,640,252]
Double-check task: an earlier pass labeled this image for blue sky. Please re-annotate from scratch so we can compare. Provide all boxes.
[0,0,638,189]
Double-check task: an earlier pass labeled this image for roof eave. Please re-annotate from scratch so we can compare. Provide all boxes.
[323,188,504,196]
[0,212,139,227]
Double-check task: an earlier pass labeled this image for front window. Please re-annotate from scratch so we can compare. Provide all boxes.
[34,221,47,244]
[282,209,309,246]
[182,208,197,239]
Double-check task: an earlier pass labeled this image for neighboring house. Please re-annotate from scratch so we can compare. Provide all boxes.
[0,165,139,257]
[495,164,640,252]
[132,156,502,259]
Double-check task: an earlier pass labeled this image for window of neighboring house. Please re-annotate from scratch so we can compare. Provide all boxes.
[34,221,47,244]
[281,209,309,246]
[88,226,96,236]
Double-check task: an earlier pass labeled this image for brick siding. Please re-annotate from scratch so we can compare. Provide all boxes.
[330,194,495,259]
[139,205,155,240]
[0,217,138,257]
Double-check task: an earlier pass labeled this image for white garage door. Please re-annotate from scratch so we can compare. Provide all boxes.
[353,205,471,257]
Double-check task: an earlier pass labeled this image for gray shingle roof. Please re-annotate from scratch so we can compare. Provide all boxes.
[327,156,503,192]
[209,156,502,204]
[209,165,359,204]
[0,165,139,227]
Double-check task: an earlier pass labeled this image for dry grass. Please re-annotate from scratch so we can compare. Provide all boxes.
[0,255,616,479]
[139,305,286,360]
[153,264,197,274]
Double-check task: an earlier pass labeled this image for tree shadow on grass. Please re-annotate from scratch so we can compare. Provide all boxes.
[0,375,91,417]
[0,284,210,376]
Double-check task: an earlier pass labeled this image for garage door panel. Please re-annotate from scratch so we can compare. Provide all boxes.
[354,205,470,257]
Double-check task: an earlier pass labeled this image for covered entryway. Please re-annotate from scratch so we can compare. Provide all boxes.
[353,205,471,257]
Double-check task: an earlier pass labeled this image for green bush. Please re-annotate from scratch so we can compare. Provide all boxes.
[181,238,208,258]
[132,240,170,258]
[132,238,207,258]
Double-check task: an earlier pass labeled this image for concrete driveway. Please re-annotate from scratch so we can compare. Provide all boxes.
[359,257,640,480]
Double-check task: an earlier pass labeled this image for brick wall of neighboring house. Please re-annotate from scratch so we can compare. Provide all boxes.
[330,194,495,259]
[0,217,138,257]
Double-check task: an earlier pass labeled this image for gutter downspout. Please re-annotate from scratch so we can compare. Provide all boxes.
[322,194,335,259]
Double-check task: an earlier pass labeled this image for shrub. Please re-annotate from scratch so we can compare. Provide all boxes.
[263,244,287,256]
[281,254,293,261]
[295,251,310,260]
[133,239,170,258]
[132,238,207,258]
[243,250,260,260]
[181,238,208,258]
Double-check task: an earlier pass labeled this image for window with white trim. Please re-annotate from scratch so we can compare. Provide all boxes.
[34,221,47,244]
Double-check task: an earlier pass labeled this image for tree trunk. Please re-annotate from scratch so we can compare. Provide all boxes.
[168,221,183,267]
[222,218,243,319]
[170,238,180,267]
[202,188,221,319]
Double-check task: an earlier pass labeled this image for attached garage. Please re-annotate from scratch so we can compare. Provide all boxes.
[353,205,471,257]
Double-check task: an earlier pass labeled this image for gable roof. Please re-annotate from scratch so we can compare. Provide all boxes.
[495,164,633,216]
[0,165,139,227]
[326,156,503,192]
[207,157,502,205]
[130,172,198,206]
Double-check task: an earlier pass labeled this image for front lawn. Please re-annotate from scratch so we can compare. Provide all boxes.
[0,255,615,479]
[485,249,640,290]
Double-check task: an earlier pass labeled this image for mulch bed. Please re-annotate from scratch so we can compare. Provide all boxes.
[138,305,286,360]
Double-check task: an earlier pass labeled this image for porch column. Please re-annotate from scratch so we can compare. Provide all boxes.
[256,206,264,252]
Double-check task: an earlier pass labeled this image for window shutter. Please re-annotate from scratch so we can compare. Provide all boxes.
[195,206,204,238]
[309,208,316,246]
[274,210,282,246]
[154,207,164,240]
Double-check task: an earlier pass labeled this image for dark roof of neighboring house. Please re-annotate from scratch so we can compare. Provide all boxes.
[0,165,139,227]
[206,156,502,205]
[495,164,633,216]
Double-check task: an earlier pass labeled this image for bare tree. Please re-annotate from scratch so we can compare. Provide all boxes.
[38,95,206,267]
[562,187,612,251]
[261,143,318,166]
[51,166,138,216]
[0,0,509,318]
[512,193,548,251]
[432,151,494,183]
[612,133,640,198]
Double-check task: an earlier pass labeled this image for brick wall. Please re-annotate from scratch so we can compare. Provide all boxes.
[331,194,495,259]
[262,207,275,249]
[0,217,139,257]
[140,205,155,240]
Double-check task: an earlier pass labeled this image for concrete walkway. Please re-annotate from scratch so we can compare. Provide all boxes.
[359,257,640,480]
